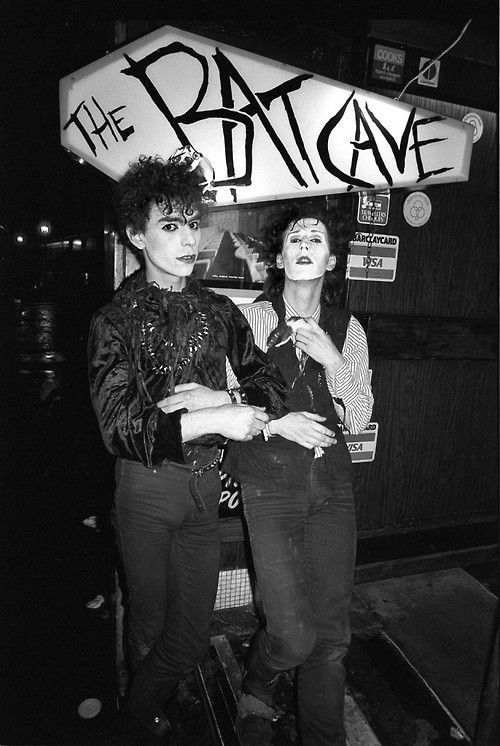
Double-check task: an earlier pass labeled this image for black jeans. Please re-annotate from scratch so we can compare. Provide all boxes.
[238,445,356,746]
[113,457,221,720]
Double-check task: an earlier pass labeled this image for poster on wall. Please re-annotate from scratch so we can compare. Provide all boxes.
[60,24,474,207]
[194,227,267,285]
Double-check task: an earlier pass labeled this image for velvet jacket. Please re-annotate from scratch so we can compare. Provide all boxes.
[88,270,288,469]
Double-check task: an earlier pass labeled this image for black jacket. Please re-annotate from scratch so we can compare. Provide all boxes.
[88,270,288,468]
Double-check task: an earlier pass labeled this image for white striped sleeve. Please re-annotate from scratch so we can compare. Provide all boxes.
[325,315,374,434]
[225,301,276,390]
[225,357,238,389]
[237,301,275,352]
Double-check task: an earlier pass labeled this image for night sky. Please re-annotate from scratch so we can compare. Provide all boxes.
[1,17,116,241]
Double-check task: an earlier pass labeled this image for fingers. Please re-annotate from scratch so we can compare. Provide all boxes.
[301,412,327,422]
[253,409,270,423]
[157,395,183,411]
[174,382,199,392]
[157,401,185,414]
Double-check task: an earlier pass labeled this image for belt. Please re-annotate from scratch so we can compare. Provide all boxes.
[189,449,222,512]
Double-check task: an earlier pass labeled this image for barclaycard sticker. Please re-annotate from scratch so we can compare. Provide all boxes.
[345,422,379,463]
[347,232,399,282]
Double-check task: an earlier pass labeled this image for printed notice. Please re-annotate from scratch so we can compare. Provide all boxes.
[357,192,390,226]
[344,423,379,463]
[347,232,399,282]
[372,44,406,85]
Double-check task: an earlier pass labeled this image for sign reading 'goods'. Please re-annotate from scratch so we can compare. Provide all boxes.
[60,25,473,204]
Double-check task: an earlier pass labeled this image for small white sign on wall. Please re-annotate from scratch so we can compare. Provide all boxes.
[347,232,399,282]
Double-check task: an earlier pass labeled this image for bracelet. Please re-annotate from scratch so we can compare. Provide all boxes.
[226,388,239,405]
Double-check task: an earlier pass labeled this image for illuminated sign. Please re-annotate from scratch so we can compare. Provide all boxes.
[60,24,473,205]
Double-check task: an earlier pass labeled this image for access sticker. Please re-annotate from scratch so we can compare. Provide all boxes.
[403,191,432,227]
[345,423,379,463]
[347,232,399,282]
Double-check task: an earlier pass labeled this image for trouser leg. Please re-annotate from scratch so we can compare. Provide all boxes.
[115,460,221,726]
[114,459,179,674]
[130,472,221,714]
[297,478,356,746]
[240,467,316,703]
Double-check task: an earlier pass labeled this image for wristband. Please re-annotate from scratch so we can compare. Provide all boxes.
[226,388,239,405]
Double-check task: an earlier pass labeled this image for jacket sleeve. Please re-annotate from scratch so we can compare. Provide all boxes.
[88,312,186,466]
[224,298,289,418]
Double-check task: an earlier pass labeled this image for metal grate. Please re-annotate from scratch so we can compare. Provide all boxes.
[214,568,253,609]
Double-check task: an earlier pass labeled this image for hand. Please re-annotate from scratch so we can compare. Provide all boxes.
[216,404,270,441]
[157,383,228,413]
[270,411,337,449]
[294,317,344,374]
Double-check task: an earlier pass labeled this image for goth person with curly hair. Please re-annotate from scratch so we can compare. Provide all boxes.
[229,199,373,745]
[88,151,288,742]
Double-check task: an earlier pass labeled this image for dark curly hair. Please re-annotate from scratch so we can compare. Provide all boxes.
[261,198,355,306]
[114,155,207,255]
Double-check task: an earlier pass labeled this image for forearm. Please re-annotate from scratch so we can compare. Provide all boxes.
[325,317,373,434]
[327,363,373,433]
[181,407,222,442]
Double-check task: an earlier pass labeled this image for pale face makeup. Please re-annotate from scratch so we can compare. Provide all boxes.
[127,202,201,290]
[276,218,336,280]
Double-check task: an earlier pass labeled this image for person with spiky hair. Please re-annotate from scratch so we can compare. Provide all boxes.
[88,149,288,741]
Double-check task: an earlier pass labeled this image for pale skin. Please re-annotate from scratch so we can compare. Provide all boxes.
[126,199,269,443]
[160,217,345,450]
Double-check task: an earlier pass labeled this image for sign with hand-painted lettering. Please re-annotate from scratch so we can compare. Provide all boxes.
[347,232,399,282]
[60,24,473,205]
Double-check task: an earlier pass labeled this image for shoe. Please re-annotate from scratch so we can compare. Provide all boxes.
[126,700,173,742]
[236,713,273,745]
[84,704,173,745]
[237,692,279,722]
[235,692,279,746]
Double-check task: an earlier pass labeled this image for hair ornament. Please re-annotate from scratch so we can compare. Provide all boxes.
[168,145,217,202]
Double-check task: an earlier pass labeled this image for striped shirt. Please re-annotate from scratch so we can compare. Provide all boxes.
[226,298,373,434]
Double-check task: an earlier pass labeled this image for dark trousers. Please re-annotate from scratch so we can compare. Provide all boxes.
[239,446,356,746]
[113,457,221,719]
